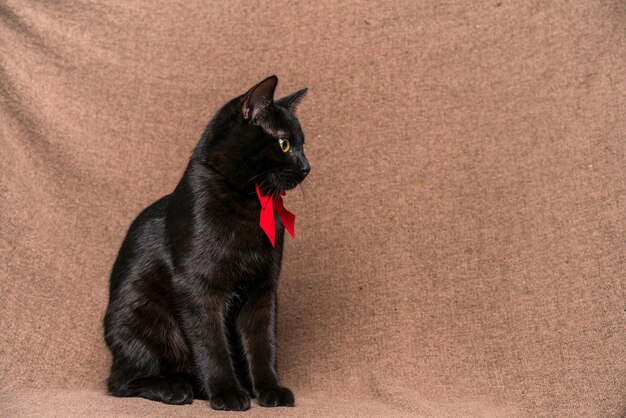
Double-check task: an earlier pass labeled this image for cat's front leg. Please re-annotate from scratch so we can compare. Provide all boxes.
[237,286,294,407]
[174,276,250,411]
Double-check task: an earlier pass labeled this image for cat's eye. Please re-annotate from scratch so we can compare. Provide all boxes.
[278,138,290,153]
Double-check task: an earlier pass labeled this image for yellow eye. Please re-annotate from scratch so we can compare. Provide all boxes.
[278,138,290,153]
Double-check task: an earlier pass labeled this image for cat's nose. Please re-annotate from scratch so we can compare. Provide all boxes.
[299,159,311,177]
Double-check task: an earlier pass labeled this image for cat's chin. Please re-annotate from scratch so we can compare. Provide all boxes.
[263,174,302,192]
[279,176,307,191]
[279,181,301,191]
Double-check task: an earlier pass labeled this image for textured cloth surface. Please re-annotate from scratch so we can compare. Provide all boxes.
[1,1,625,417]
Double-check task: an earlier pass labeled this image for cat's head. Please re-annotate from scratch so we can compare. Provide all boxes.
[199,76,310,194]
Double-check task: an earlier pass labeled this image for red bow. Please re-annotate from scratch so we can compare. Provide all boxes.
[255,184,295,247]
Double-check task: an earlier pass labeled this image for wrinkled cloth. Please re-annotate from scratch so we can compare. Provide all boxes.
[1,1,625,417]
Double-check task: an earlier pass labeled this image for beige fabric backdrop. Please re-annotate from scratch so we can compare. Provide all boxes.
[1,1,625,416]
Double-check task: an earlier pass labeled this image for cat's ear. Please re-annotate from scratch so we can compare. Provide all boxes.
[242,75,278,121]
[276,88,308,113]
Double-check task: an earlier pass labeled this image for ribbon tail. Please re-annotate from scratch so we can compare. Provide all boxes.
[256,184,277,246]
[260,197,276,246]
[274,198,296,238]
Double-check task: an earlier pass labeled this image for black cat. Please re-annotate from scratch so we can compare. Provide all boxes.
[103,76,309,411]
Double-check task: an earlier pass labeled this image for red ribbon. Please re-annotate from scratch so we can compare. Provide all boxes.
[255,184,295,247]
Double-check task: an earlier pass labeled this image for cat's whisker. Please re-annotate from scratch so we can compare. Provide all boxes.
[244,169,275,187]
[300,178,315,199]
[298,183,307,199]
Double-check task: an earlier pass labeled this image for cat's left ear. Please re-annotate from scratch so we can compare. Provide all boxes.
[242,75,278,121]
[276,88,308,113]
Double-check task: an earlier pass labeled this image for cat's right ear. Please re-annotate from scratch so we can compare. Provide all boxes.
[276,88,308,113]
[242,75,278,121]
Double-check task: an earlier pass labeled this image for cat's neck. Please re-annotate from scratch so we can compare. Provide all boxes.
[184,158,257,200]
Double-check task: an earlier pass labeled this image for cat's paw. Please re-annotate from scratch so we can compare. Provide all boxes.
[257,386,295,407]
[161,380,194,405]
[210,388,251,411]
[133,378,193,405]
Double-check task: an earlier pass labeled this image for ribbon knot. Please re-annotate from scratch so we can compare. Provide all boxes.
[255,184,295,247]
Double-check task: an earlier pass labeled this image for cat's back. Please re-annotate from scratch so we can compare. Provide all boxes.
[105,193,187,361]
[109,194,173,293]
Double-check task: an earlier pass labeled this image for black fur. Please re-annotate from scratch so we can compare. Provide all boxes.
[103,76,309,411]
